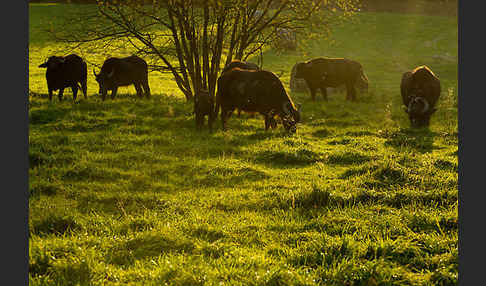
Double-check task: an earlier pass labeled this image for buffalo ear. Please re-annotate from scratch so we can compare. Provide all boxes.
[402,106,409,113]
[39,63,48,68]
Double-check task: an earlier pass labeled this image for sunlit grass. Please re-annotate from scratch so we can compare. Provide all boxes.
[29,3,457,285]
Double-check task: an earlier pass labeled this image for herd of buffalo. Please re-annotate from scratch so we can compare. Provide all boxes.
[37,53,441,131]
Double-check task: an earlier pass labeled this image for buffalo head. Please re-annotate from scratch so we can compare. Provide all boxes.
[404,96,437,128]
[357,72,369,93]
[93,68,115,100]
[281,101,302,133]
[293,62,308,79]
[38,56,65,70]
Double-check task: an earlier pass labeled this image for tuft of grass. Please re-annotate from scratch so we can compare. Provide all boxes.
[292,187,331,209]
[324,151,372,165]
[30,213,80,237]
[255,148,322,166]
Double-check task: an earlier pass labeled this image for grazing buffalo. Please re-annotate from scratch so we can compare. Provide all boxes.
[38,54,87,101]
[93,55,150,100]
[214,68,301,133]
[400,65,441,128]
[222,60,260,118]
[194,89,216,131]
[294,57,368,101]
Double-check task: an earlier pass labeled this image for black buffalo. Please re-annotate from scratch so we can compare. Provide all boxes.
[194,89,216,131]
[93,55,151,100]
[294,57,368,101]
[38,54,87,101]
[400,65,441,128]
[214,68,301,132]
[221,60,260,118]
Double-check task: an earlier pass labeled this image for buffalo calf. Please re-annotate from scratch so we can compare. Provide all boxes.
[194,89,216,131]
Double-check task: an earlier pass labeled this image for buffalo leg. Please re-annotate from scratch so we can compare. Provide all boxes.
[134,84,143,98]
[346,84,357,101]
[48,89,53,101]
[264,114,273,131]
[81,80,87,99]
[195,113,203,130]
[71,85,78,101]
[309,86,317,101]
[270,117,277,129]
[58,88,64,102]
[208,112,215,132]
[221,109,227,131]
[111,87,118,100]
[319,86,328,101]
[264,117,270,131]
[142,80,151,98]
[221,108,233,131]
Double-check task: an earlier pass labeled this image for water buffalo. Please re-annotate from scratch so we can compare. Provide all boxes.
[294,57,368,101]
[93,55,150,101]
[38,54,87,101]
[194,89,216,131]
[401,65,441,128]
[221,60,261,118]
[214,68,301,133]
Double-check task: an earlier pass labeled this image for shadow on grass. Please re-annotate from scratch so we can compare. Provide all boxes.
[381,128,439,153]
[106,232,194,266]
[433,159,458,172]
[30,212,80,237]
[76,193,173,215]
[324,151,372,165]
[312,128,333,138]
[29,106,71,124]
[189,225,227,243]
[211,185,457,214]
[29,145,74,169]
[255,148,322,168]
[194,166,271,187]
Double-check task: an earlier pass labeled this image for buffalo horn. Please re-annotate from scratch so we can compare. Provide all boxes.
[108,69,115,78]
[417,97,430,113]
[282,102,291,115]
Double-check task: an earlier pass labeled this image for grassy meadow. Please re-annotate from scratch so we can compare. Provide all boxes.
[29,3,458,285]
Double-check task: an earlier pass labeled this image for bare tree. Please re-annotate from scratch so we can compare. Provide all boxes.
[50,0,360,102]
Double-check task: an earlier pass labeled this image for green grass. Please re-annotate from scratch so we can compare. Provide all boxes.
[29,3,458,285]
